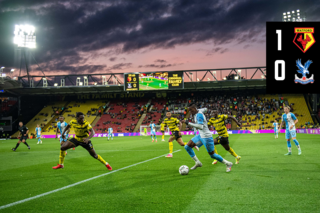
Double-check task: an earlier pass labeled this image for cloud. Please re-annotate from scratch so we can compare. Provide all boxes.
[109,57,117,62]
[1,0,320,73]
[107,63,132,71]
[154,59,167,63]
[138,62,183,69]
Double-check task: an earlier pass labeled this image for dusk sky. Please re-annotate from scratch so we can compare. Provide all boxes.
[1,0,320,77]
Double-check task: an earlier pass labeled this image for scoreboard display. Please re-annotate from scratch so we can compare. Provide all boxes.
[124,73,139,91]
[124,71,183,91]
[266,22,320,94]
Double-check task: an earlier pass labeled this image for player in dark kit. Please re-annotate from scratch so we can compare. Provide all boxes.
[12,122,30,151]
[52,112,112,170]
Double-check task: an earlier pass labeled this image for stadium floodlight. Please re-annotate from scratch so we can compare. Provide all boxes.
[13,25,36,48]
[54,83,58,86]
[76,77,81,86]
[79,82,83,86]
[292,11,295,13]
[10,69,15,72]
[287,12,290,14]
[283,13,286,15]
[13,77,17,80]
[207,78,210,81]
[223,77,226,80]
[94,82,97,85]
[84,76,88,86]
[261,75,265,79]
[234,76,239,80]
[0,67,4,69]
[197,78,200,81]
[43,77,47,87]
[297,9,300,12]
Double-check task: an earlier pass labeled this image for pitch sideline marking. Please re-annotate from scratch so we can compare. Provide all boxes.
[0,150,181,210]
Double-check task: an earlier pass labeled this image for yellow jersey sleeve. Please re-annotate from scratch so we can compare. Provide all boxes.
[175,118,179,125]
[222,114,228,120]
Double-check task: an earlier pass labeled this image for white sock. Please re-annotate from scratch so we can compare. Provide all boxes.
[288,147,292,152]
[221,159,229,165]
[297,145,301,150]
[192,156,200,163]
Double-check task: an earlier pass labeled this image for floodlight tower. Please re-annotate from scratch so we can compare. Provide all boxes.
[13,24,37,86]
[282,9,305,22]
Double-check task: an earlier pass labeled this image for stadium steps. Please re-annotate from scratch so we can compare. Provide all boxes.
[91,102,110,128]
[11,101,67,137]
[285,94,313,127]
[133,113,147,132]
[42,101,71,132]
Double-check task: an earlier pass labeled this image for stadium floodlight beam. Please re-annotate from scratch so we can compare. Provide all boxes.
[234,76,239,80]
[14,25,36,48]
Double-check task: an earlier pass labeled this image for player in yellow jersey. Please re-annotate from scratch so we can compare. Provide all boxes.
[207,110,242,165]
[52,112,112,170]
[162,112,198,158]
[161,123,165,141]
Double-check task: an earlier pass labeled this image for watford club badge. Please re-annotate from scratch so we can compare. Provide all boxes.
[293,27,315,53]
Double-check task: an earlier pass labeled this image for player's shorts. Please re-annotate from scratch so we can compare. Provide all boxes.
[191,134,201,143]
[69,138,93,150]
[60,134,69,143]
[171,131,181,139]
[285,129,296,139]
[193,130,197,135]
[274,128,278,134]
[20,136,28,141]
[36,134,41,138]
[150,131,156,135]
[108,133,113,136]
[161,130,165,134]
[215,136,229,145]
[192,136,215,153]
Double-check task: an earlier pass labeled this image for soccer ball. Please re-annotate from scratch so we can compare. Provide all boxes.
[179,165,189,175]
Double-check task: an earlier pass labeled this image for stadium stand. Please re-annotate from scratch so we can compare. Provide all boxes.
[95,99,149,133]
[12,101,67,137]
[44,100,105,135]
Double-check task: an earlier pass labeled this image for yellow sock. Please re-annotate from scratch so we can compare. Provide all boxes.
[184,142,187,145]
[162,135,165,140]
[228,147,238,158]
[169,142,173,154]
[214,146,218,154]
[97,154,107,165]
[59,150,66,165]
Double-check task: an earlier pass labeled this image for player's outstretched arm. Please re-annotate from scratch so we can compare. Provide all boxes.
[84,128,95,143]
[228,115,241,126]
[279,121,284,130]
[25,129,29,136]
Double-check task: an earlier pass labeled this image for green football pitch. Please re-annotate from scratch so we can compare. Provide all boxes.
[139,77,168,90]
[1,134,320,212]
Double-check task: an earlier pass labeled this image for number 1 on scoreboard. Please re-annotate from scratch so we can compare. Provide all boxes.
[276,29,282,51]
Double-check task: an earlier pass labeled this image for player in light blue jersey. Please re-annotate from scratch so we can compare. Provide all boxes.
[108,127,113,141]
[35,124,42,144]
[149,122,157,142]
[272,119,279,139]
[182,104,233,172]
[56,116,70,154]
[279,106,301,155]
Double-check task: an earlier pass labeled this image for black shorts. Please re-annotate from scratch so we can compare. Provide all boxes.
[215,136,229,145]
[19,136,28,141]
[69,138,93,151]
[161,131,165,134]
[171,131,181,139]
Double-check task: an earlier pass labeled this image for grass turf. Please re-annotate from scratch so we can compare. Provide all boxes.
[139,77,168,90]
[0,133,320,213]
